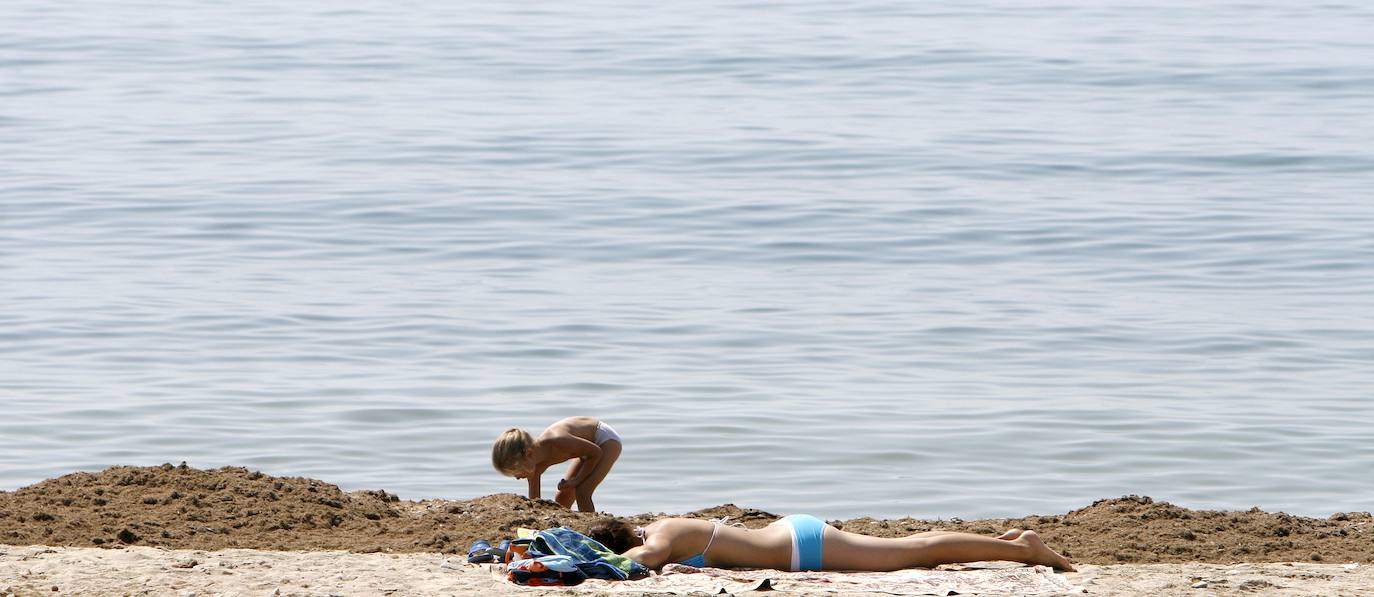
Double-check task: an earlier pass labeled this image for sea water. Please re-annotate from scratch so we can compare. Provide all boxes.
[2,1,1373,519]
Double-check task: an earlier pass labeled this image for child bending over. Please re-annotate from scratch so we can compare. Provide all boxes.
[492,416,622,512]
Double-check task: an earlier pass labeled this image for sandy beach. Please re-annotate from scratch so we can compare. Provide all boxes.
[3,465,1372,595]
[3,544,1370,596]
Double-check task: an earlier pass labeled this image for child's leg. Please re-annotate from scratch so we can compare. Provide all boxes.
[554,461,583,508]
[573,439,621,512]
[555,486,576,508]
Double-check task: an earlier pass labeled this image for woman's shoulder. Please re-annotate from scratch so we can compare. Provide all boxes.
[648,517,712,535]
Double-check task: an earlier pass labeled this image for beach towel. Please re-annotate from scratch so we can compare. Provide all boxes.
[524,527,649,581]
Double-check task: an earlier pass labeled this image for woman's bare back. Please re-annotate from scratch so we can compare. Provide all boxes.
[643,519,794,570]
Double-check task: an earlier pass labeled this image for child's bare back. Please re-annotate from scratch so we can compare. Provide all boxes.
[538,416,602,458]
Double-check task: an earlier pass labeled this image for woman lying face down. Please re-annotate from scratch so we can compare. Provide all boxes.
[588,515,1074,572]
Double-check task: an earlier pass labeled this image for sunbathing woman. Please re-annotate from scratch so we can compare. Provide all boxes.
[588,515,1074,572]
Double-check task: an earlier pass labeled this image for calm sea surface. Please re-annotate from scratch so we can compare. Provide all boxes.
[3,1,1373,519]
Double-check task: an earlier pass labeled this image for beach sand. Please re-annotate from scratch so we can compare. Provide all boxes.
[3,545,1370,596]
[2,465,1371,595]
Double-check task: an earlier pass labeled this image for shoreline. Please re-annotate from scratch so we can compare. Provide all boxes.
[2,465,1373,595]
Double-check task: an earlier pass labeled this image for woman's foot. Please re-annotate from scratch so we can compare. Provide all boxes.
[1012,531,1075,571]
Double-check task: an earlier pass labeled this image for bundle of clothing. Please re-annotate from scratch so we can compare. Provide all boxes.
[486,528,649,587]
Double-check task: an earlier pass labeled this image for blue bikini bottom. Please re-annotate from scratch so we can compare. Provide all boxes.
[779,514,827,571]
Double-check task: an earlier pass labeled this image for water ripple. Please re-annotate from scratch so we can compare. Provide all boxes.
[3,0,1373,519]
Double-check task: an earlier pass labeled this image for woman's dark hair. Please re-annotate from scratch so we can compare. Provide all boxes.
[586,518,637,553]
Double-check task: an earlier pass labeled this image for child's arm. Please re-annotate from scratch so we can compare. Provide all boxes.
[527,474,541,500]
[545,435,602,488]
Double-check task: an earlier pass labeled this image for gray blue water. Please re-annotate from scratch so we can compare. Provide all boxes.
[3,1,1373,519]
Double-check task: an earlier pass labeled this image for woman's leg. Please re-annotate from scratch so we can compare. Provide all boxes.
[822,527,1073,572]
[573,439,622,512]
[903,528,1020,540]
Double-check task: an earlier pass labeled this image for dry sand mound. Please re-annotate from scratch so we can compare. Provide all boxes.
[2,465,1371,565]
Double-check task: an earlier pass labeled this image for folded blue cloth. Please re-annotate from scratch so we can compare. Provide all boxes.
[506,555,588,586]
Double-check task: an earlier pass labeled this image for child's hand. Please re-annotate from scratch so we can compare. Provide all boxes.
[557,478,576,491]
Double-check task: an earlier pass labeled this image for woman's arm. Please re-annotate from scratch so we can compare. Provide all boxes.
[622,541,670,569]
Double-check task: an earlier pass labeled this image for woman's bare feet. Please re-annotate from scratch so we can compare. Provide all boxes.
[1012,530,1075,571]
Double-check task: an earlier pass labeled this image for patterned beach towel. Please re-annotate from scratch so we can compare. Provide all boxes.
[525,527,649,581]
